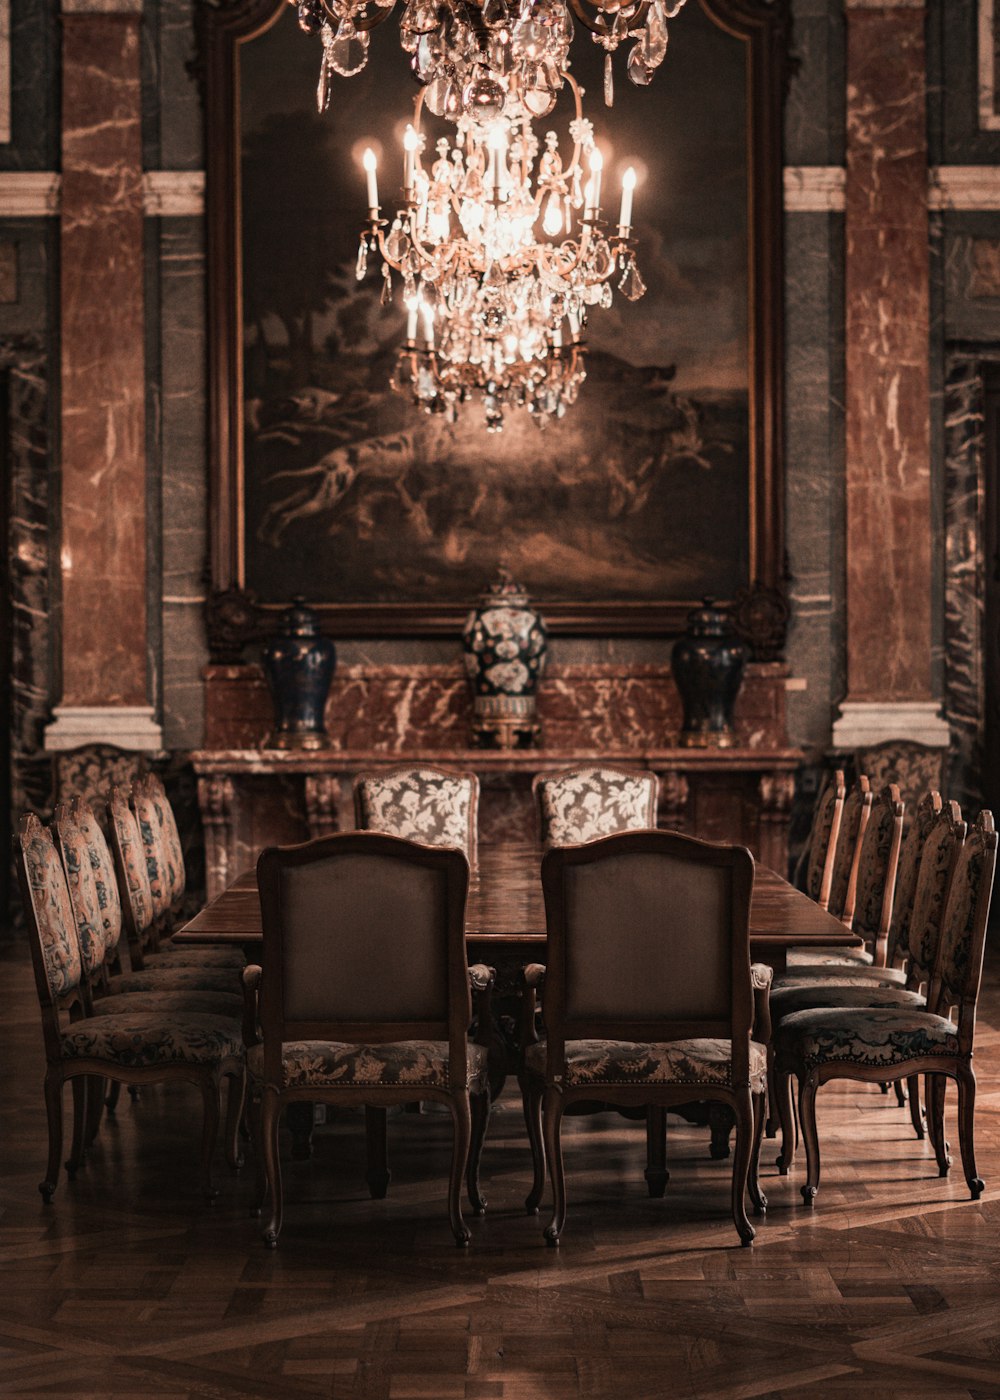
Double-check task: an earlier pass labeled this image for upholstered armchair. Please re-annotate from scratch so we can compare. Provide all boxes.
[353,764,480,867]
[774,811,995,1205]
[17,816,245,1203]
[519,829,766,1247]
[244,831,495,1247]
[532,765,660,847]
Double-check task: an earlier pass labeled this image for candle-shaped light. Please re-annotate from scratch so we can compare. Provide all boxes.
[587,147,603,215]
[406,295,418,342]
[553,325,563,349]
[422,300,435,348]
[568,310,580,339]
[403,125,418,197]
[363,147,379,214]
[619,166,636,236]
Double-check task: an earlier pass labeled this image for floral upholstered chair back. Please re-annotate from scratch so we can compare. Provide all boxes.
[850,784,904,964]
[929,811,997,1042]
[353,766,479,867]
[826,775,873,925]
[132,776,178,923]
[533,766,660,848]
[16,815,84,1018]
[141,773,187,905]
[797,770,845,909]
[107,785,157,962]
[904,800,965,989]
[53,809,110,987]
[884,790,942,968]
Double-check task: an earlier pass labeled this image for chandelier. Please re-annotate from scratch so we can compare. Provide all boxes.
[297,0,688,113]
[355,71,646,428]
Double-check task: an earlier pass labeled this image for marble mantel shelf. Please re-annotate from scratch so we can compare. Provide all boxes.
[189,747,803,774]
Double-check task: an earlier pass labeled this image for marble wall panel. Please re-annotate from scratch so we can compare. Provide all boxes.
[784,0,846,167]
[2,0,56,170]
[843,4,934,702]
[934,0,1000,163]
[60,13,148,708]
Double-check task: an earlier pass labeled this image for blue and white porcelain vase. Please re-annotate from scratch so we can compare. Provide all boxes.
[462,571,548,749]
[262,598,336,750]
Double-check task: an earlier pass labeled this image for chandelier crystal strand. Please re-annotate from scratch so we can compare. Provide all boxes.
[358,71,645,428]
[293,0,688,112]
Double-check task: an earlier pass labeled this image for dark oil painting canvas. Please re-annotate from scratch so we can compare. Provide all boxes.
[238,1,750,611]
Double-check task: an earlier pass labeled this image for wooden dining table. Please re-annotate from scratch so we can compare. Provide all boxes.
[174,840,862,1158]
[174,839,863,975]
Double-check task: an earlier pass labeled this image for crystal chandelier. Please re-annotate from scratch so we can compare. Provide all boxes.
[297,0,688,114]
[356,71,646,429]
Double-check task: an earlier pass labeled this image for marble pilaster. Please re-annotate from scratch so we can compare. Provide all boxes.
[834,0,948,748]
[47,5,160,748]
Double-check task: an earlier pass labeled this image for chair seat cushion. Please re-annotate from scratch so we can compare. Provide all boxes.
[524,1038,768,1093]
[776,1007,959,1072]
[786,945,874,968]
[158,942,245,970]
[93,990,242,1019]
[61,1013,242,1068]
[774,965,907,990]
[247,1039,489,1091]
[110,967,242,996]
[770,983,925,1022]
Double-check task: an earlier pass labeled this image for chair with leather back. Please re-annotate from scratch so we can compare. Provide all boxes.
[774,810,995,1206]
[793,769,846,909]
[17,815,245,1204]
[532,765,660,847]
[244,831,495,1247]
[353,764,480,867]
[521,829,766,1248]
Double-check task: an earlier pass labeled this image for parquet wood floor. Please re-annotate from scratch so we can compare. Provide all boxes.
[3,939,1000,1400]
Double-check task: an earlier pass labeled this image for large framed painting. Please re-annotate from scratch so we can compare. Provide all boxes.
[203,0,788,636]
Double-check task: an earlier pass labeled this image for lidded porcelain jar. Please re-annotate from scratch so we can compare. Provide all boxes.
[262,598,336,750]
[462,570,547,749]
[670,597,747,748]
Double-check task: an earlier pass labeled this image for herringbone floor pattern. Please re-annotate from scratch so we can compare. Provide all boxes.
[3,940,1000,1399]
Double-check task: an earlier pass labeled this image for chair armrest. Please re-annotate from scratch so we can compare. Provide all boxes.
[750,961,773,1046]
[241,964,262,1050]
[518,962,547,1050]
[469,963,496,1047]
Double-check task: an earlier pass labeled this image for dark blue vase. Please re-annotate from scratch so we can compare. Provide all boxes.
[262,598,336,750]
[671,598,747,748]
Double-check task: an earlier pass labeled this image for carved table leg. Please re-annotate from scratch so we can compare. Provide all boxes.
[758,773,796,878]
[287,1102,315,1160]
[197,775,235,904]
[304,775,340,840]
[644,1106,669,1197]
[365,1106,390,1199]
[657,772,690,834]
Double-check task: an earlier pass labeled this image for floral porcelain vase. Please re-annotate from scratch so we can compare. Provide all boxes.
[262,598,336,749]
[462,571,548,749]
[670,597,747,748]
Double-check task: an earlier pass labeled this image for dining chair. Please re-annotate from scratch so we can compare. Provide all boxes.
[793,769,846,909]
[772,800,965,1171]
[532,765,660,846]
[17,815,245,1203]
[521,829,766,1247]
[774,810,995,1206]
[244,831,495,1247]
[785,775,873,967]
[353,764,480,867]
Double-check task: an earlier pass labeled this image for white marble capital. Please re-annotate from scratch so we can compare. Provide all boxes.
[44,705,164,752]
[831,701,950,751]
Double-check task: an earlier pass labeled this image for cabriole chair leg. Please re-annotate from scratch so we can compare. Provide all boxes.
[40,1072,64,1202]
[448,1091,473,1246]
[542,1087,566,1246]
[955,1065,984,1199]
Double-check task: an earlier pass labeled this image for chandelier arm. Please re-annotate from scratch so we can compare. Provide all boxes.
[565,0,651,37]
[347,1,402,34]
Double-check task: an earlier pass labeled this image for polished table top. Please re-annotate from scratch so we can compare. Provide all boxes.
[174,841,862,960]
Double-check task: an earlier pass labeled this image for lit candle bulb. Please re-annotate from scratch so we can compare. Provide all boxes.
[587,147,603,216]
[422,301,435,348]
[568,310,580,339]
[403,126,418,196]
[619,166,636,236]
[363,147,379,214]
[406,297,418,341]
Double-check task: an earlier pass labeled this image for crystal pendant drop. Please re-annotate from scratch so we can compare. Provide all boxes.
[604,51,614,106]
[385,219,409,262]
[627,43,652,86]
[316,37,333,112]
[402,0,439,34]
[619,257,647,301]
[355,236,368,281]
[380,268,393,306]
[644,0,669,66]
[482,0,508,26]
[464,73,506,120]
[424,72,451,115]
[297,0,324,36]
[330,23,369,76]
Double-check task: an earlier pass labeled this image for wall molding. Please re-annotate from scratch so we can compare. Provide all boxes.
[143,170,205,216]
[980,0,1000,131]
[929,166,1000,210]
[784,166,845,211]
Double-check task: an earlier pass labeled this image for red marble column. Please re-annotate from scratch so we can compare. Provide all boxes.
[834,0,946,749]
[47,0,160,750]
